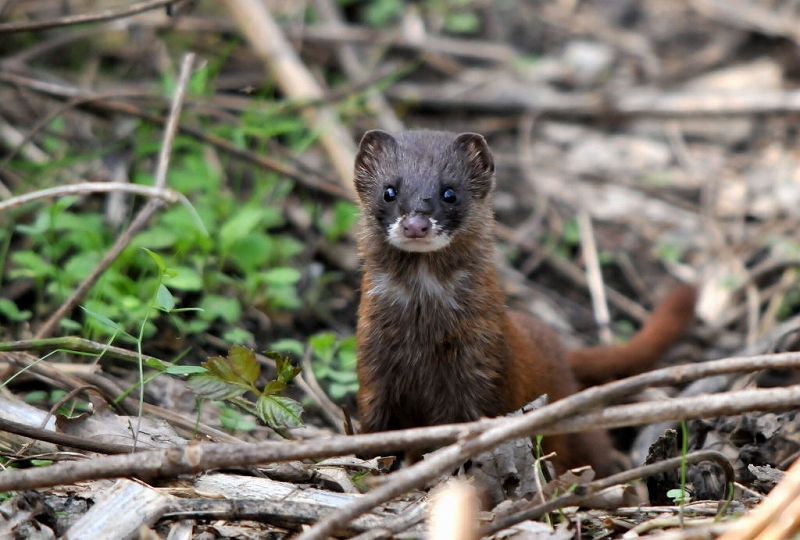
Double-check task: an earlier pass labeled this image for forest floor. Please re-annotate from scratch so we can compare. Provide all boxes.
[2,0,800,538]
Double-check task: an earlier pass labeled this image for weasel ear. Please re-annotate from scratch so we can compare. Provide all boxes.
[453,132,495,197]
[354,130,397,199]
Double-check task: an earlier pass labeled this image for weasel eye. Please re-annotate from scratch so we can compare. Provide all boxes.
[383,186,397,202]
[441,187,457,204]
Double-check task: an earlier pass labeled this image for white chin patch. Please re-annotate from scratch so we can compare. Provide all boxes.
[387,217,452,252]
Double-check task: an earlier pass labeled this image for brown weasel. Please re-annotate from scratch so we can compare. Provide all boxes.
[353,130,696,476]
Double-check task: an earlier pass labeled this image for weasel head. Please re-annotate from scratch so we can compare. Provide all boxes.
[353,130,495,253]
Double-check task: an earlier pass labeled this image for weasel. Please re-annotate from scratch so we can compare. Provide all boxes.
[353,130,696,476]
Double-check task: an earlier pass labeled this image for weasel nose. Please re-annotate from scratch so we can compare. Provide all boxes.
[402,215,431,238]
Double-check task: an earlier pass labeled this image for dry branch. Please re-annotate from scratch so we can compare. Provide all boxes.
[223,0,357,195]
[718,455,800,540]
[0,71,351,200]
[387,80,800,117]
[483,450,735,535]
[0,0,179,34]
[2,352,799,495]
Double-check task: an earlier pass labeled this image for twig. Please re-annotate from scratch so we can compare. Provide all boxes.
[313,0,404,133]
[577,208,613,344]
[222,0,357,195]
[32,52,196,340]
[300,345,347,432]
[296,385,800,539]
[387,80,800,116]
[717,455,800,540]
[0,182,183,213]
[0,0,178,34]
[689,0,800,46]
[0,416,137,455]
[1,350,238,443]
[537,385,800,436]
[3,351,800,492]
[483,450,734,535]
[0,71,352,201]
[0,336,163,363]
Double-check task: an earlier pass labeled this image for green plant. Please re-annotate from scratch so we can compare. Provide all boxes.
[271,332,359,400]
[309,333,358,400]
[668,420,691,523]
[187,344,304,433]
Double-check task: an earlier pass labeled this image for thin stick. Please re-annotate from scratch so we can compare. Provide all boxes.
[33,52,196,340]
[296,385,800,540]
[577,208,613,344]
[222,0,357,194]
[0,0,177,34]
[3,352,800,493]
[0,71,351,201]
[0,182,181,213]
[717,455,800,540]
[483,450,735,535]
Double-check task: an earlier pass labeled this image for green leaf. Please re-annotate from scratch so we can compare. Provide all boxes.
[227,344,260,384]
[265,351,301,384]
[261,267,302,286]
[80,306,122,333]
[309,332,336,362]
[0,298,31,322]
[222,327,254,345]
[142,248,167,274]
[202,345,260,388]
[262,380,287,395]
[666,488,690,504]
[199,295,241,323]
[145,358,167,371]
[444,11,480,34]
[269,339,304,356]
[256,395,303,429]
[218,406,257,432]
[186,374,246,400]
[219,207,265,249]
[155,284,176,312]
[328,381,358,400]
[164,365,207,375]
[228,234,272,274]
[163,267,204,291]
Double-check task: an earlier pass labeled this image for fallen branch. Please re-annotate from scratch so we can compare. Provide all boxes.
[483,450,735,535]
[0,71,351,200]
[2,352,800,493]
[0,0,178,34]
[223,0,357,195]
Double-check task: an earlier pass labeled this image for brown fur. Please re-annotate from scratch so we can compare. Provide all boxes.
[353,130,696,476]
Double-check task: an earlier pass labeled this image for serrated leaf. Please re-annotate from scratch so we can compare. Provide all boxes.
[156,284,176,311]
[227,344,260,384]
[186,374,246,400]
[202,345,260,388]
[256,395,303,429]
[203,355,238,382]
[262,380,287,395]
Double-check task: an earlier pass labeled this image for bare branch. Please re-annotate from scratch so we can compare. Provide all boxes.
[0,0,178,34]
